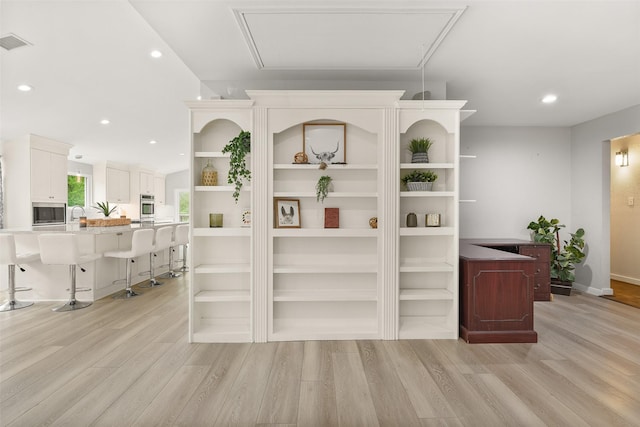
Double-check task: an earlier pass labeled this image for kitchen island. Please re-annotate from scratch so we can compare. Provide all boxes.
[0,221,187,301]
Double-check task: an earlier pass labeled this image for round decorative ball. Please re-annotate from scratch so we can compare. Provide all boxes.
[294,152,308,164]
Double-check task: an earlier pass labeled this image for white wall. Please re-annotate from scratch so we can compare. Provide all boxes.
[459,126,572,239]
[570,104,640,295]
[610,134,640,286]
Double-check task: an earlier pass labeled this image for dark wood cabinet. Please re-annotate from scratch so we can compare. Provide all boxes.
[518,245,551,301]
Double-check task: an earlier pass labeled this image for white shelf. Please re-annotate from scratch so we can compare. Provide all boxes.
[398,316,456,340]
[272,228,377,238]
[271,318,378,341]
[193,227,251,237]
[194,151,231,158]
[273,191,378,198]
[273,163,377,170]
[399,227,454,236]
[399,261,454,273]
[195,185,252,192]
[399,289,453,301]
[192,318,251,343]
[400,163,454,169]
[400,191,454,198]
[273,289,377,302]
[273,264,377,274]
[194,263,251,274]
[194,290,251,302]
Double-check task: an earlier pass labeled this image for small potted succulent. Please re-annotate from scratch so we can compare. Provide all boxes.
[401,170,438,191]
[408,137,433,163]
[94,201,117,217]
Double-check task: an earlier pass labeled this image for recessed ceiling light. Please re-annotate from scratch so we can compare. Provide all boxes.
[150,50,162,58]
[149,140,157,144]
[542,94,557,104]
[100,119,110,125]
[179,153,185,156]
[17,84,32,91]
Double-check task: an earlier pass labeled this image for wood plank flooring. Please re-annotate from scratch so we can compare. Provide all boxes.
[2,275,640,426]
[602,279,640,309]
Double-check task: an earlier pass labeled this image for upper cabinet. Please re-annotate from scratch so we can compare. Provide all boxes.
[140,171,154,195]
[3,134,72,227]
[154,175,166,205]
[106,167,130,203]
[30,148,68,202]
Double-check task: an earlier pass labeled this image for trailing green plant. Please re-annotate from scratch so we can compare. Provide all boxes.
[527,215,586,283]
[94,201,117,217]
[316,175,333,203]
[401,170,438,185]
[222,130,251,203]
[408,137,433,153]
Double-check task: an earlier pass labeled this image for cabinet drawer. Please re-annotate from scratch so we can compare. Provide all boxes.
[519,246,550,262]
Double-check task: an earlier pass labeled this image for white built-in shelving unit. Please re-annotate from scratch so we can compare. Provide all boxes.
[187,91,466,343]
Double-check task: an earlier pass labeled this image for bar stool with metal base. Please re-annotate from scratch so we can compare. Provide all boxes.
[140,226,173,287]
[160,224,186,278]
[173,224,189,273]
[0,234,39,312]
[38,234,102,312]
[104,228,154,298]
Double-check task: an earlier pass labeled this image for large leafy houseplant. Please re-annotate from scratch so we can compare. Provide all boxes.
[527,215,586,286]
[222,130,251,203]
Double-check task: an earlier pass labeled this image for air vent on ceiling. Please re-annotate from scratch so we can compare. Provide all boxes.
[0,33,31,51]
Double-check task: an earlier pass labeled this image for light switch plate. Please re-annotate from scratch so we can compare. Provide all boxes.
[628,196,635,207]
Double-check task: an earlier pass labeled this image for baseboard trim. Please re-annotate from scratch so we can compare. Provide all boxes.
[610,274,640,286]
[573,282,613,296]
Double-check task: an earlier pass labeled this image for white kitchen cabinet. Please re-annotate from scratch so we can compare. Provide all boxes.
[106,167,130,203]
[140,171,154,195]
[154,175,165,204]
[30,148,68,202]
[187,91,467,343]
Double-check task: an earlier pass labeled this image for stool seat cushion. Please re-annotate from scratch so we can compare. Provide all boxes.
[173,224,189,246]
[104,228,155,259]
[153,226,174,252]
[0,234,40,265]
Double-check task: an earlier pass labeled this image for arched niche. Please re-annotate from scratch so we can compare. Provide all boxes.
[194,118,245,153]
[400,119,453,165]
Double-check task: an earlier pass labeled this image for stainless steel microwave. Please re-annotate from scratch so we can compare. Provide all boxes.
[33,202,66,226]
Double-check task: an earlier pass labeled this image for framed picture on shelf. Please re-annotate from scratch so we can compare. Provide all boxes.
[274,198,301,228]
[303,123,346,164]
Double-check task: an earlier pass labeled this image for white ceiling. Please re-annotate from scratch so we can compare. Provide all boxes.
[2,0,639,175]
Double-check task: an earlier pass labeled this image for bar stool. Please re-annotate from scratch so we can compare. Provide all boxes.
[104,228,154,298]
[160,224,186,278]
[38,234,102,312]
[173,224,189,273]
[140,226,173,287]
[0,234,39,312]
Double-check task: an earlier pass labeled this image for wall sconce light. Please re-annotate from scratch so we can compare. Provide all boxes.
[615,151,629,167]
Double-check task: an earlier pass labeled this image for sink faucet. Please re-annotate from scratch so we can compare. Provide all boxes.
[70,206,85,222]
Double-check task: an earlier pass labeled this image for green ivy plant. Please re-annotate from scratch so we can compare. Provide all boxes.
[527,215,586,283]
[316,175,333,203]
[94,201,117,217]
[222,130,251,203]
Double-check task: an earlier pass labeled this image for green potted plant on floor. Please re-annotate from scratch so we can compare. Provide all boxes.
[408,137,433,163]
[222,130,251,203]
[527,215,586,295]
[401,170,438,191]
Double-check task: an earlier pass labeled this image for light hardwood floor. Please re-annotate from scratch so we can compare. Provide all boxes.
[2,276,640,426]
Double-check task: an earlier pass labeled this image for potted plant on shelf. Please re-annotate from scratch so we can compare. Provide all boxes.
[408,137,433,163]
[316,175,333,202]
[222,130,251,203]
[401,170,438,191]
[94,201,117,217]
[527,215,586,295]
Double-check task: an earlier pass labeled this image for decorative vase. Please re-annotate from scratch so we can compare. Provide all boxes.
[209,213,223,228]
[201,159,218,186]
[411,152,429,163]
[406,212,417,227]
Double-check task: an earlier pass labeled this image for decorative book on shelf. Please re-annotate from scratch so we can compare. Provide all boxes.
[324,208,339,228]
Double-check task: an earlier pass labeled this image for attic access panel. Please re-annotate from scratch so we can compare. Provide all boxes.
[234,7,466,70]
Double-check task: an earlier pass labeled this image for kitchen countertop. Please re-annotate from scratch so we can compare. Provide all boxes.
[0,221,187,235]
